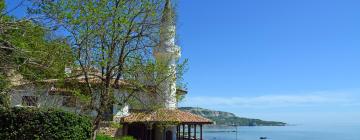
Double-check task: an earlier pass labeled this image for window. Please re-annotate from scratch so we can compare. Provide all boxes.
[22,96,38,106]
[62,96,76,107]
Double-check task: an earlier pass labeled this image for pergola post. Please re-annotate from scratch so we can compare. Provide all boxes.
[194,125,196,140]
[176,125,178,140]
[200,124,203,140]
[147,123,153,140]
[177,125,180,140]
[187,124,191,140]
[182,124,185,140]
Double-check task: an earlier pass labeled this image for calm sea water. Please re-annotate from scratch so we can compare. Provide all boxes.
[202,124,360,140]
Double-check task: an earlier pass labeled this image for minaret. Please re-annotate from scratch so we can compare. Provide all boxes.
[153,0,180,109]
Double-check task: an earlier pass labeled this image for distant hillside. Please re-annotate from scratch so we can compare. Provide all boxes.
[179,107,286,126]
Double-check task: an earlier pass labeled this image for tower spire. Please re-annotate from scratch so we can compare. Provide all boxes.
[154,0,179,58]
[165,0,171,10]
[161,0,174,43]
[153,0,180,109]
[163,0,172,16]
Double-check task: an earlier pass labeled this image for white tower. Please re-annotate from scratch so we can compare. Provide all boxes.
[153,0,180,109]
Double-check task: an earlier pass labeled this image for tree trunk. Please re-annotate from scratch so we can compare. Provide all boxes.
[91,82,111,140]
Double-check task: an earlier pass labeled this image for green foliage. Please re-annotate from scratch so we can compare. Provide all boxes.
[96,134,135,140]
[0,107,92,140]
[0,94,4,106]
[96,134,117,140]
[0,74,8,91]
[0,74,9,108]
[110,121,123,129]
[0,94,6,107]
[120,136,136,140]
[4,21,74,80]
[1,1,74,83]
[0,92,9,108]
[123,56,188,109]
[207,116,286,126]
[0,0,5,13]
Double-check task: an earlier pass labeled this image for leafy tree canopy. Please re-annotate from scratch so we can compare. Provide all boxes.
[0,0,73,91]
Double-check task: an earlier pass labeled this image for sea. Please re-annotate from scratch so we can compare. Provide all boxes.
[201,124,360,140]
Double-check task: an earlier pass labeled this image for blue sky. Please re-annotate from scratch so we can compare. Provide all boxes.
[5,0,360,124]
[177,0,360,124]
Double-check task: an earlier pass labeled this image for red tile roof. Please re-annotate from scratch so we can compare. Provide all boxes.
[122,109,213,124]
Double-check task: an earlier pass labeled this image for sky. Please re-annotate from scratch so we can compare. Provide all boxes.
[5,0,360,125]
[176,0,360,125]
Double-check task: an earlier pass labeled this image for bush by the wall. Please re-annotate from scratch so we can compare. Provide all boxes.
[0,107,92,140]
[0,93,5,106]
[120,136,136,140]
[96,134,135,140]
[96,134,117,140]
[0,92,9,108]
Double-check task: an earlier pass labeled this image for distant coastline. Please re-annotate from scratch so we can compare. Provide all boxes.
[179,107,286,126]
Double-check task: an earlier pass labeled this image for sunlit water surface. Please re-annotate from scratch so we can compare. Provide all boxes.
[202,124,360,140]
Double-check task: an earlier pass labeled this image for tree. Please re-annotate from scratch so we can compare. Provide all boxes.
[0,0,73,107]
[30,0,186,138]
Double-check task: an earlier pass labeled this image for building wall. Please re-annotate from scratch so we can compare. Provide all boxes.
[9,85,171,118]
[9,85,82,114]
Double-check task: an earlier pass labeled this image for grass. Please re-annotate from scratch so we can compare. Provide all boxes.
[96,134,135,140]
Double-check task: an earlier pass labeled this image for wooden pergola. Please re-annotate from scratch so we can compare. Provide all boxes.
[123,109,213,140]
[176,122,211,140]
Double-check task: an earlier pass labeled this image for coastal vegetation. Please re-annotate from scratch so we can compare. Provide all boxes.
[180,107,286,126]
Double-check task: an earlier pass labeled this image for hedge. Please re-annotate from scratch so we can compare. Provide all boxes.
[0,93,5,107]
[0,107,92,140]
[96,134,135,140]
[0,93,9,108]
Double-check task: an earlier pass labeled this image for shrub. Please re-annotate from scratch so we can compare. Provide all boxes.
[0,92,9,108]
[96,134,115,140]
[0,107,92,140]
[0,93,6,107]
[120,136,136,140]
[96,134,135,140]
